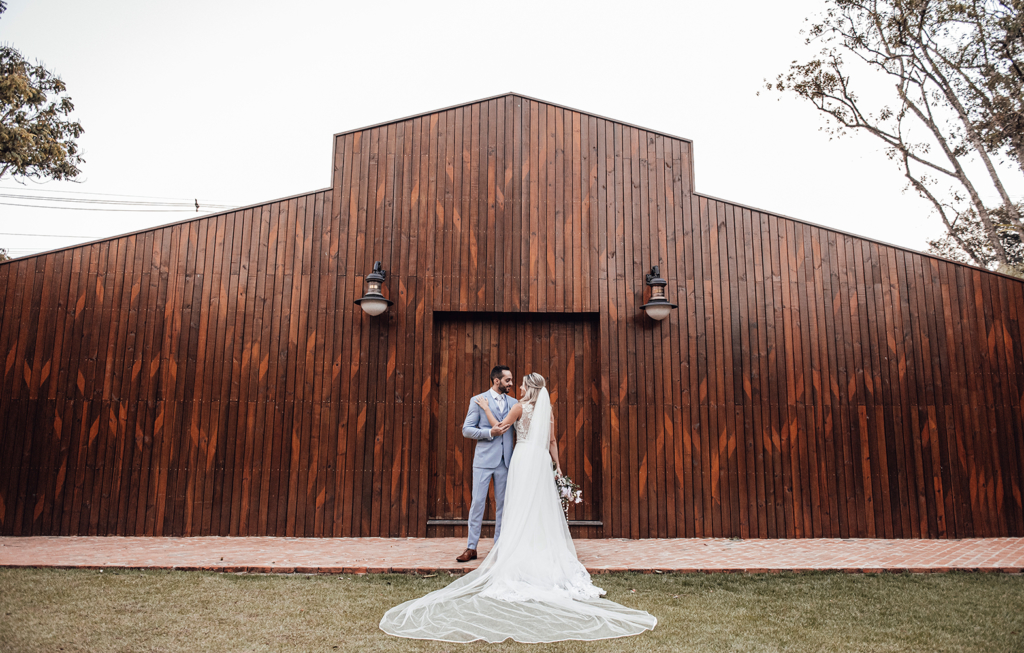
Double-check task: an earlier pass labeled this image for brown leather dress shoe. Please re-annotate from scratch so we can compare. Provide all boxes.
[456,547,478,563]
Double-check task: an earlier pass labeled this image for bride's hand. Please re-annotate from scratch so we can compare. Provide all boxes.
[475,397,490,410]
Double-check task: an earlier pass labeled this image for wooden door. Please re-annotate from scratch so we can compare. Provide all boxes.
[427,313,602,537]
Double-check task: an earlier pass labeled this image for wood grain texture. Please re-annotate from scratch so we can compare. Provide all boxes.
[0,93,1022,538]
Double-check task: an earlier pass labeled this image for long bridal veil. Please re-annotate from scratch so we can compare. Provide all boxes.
[379,388,656,643]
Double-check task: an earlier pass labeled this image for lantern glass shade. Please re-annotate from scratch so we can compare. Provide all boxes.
[644,304,673,321]
[359,298,390,316]
[353,260,394,316]
[640,265,677,321]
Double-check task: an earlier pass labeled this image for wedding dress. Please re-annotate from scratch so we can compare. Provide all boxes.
[379,388,657,643]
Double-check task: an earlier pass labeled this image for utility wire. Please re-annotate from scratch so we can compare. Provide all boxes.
[0,185,240,204]
[0,193,236,209]
[0,232,100,238]
[0,201,218,213]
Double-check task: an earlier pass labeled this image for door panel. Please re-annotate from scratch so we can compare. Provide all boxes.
[428,313,601,537]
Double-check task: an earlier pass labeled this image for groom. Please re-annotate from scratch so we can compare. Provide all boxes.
[456,365,517,562]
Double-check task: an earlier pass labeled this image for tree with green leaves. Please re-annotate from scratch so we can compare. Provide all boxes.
[0,0,84,261]
[0,44,85,183]
[767,0,1024,276]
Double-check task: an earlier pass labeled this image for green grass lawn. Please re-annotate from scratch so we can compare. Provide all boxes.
[0,568,1021,652]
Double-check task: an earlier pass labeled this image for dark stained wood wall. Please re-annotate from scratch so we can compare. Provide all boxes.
[0,93,1022,539]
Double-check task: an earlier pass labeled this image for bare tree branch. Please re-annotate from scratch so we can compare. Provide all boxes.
[767,0,1023,272]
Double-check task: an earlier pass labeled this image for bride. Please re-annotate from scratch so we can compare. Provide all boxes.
[379,373,657,643]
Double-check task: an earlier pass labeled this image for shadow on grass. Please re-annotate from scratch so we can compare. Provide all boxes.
[0,568,1022,652]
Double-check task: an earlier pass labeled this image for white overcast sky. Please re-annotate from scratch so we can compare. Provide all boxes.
[1,0,1019,260]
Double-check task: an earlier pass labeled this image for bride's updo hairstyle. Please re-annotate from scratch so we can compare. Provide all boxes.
[520,373,546,406]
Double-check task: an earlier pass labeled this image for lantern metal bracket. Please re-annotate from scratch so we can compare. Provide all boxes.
[640,265,677,320]
[645,266,661,286]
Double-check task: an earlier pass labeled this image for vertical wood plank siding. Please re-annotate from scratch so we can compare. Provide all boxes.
[1,94,1022,538]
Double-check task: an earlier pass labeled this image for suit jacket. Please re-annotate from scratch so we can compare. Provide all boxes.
[462,391,517,469]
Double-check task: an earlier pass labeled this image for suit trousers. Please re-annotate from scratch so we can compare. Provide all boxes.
[467,461,509,550]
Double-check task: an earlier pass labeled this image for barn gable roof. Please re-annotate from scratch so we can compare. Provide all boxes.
[1,93,1020,283]
[331,92,695,145]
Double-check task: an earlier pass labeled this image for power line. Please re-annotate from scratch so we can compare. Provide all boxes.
[0,185,240,204]
[0,232,99,238]
[0,193,236,209]
[0,201,214,213]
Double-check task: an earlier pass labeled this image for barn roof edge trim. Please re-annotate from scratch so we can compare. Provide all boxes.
[330,91,696,145]
[7,186,1018,284]
[691,192,1024,284]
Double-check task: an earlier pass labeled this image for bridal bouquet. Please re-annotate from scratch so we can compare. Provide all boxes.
[554,470,582,516]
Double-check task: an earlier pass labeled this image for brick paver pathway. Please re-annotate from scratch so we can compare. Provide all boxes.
[2,537,1022,574]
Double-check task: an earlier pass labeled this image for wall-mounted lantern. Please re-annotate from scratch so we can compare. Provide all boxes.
[354,261,393,316]
[640,266,677,321]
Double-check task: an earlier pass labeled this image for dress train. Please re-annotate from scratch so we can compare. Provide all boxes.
[379,389,656,643]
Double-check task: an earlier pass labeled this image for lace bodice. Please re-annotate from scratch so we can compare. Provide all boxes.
[514,402,534,443]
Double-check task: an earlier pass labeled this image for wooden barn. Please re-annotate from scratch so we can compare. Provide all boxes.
[1,93,1023,540]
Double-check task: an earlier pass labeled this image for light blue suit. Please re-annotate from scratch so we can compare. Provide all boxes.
[462,391,517,549]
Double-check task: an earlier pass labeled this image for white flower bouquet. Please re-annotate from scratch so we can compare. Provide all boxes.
[554,470,582,517]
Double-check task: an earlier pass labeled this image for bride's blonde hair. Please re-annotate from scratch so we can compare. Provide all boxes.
[520,373,546,406]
